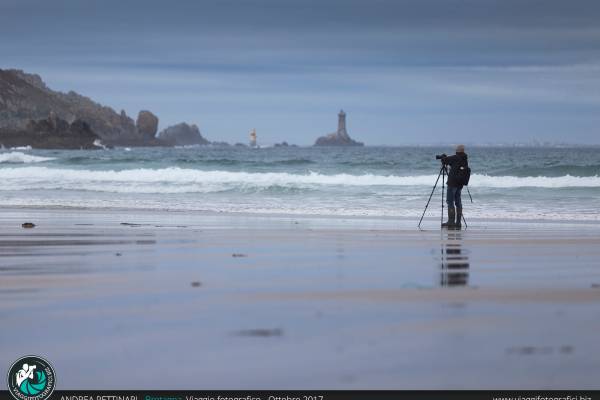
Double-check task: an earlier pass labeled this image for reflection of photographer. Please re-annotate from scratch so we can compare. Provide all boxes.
[438,144,470,228]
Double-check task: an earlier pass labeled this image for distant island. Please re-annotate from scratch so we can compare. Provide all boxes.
[314,110,363,147]
[0,68,364,149]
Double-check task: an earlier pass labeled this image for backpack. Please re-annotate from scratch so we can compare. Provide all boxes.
[455,159,471,186]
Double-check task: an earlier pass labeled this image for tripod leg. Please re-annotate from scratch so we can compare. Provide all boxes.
[467,186,473,203]
[441,166,445,227]
[462,213,468,229]
[418,165,444,229]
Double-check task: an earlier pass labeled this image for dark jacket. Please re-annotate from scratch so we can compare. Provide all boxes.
[443,152,468,187]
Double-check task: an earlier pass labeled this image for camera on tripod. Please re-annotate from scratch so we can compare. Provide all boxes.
[418,152,472,230]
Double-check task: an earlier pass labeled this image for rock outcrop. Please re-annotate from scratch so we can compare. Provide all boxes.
[0,68,157,146]
[157,123,209,146]
[315,132,363,147]
[136,110,159,139]
[314,109,363,147]
[0,113,101,149]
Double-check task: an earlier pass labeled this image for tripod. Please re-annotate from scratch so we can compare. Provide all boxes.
[418,164,468,230]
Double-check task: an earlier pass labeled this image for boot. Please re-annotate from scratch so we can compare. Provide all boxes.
[455,207,462,229]
[442,207,455,228]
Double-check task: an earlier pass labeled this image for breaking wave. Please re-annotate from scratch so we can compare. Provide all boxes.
[492,164,600,177]
[0,167,599,193]
[0,152,55,164]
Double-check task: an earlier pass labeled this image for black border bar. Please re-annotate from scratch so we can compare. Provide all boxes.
[1,390,597,400]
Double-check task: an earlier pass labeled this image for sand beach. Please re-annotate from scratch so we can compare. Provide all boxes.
[1,208,599,389]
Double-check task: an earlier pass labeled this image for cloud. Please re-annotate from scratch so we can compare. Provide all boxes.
[1,0,600,144]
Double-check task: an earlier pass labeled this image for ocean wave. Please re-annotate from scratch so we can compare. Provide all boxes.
[174,157,315,166]
[1,197,598,221]
[0,167,599,193]
[60,156,316,167]
[338,160,414,168]
[0,152,55,164]
[492,164,600,177]
[93,139,109,150]
[472,174,600,188]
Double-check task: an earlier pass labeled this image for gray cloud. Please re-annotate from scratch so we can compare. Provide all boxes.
[1,0,599,144]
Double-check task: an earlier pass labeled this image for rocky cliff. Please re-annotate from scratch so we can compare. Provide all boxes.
[0,69,160,146]
[0,113,100,149]
[157,123,210,146]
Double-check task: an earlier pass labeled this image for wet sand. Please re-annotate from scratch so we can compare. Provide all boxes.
[1,208,600,389]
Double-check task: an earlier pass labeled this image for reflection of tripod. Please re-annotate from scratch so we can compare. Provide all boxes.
[418,164,468,229]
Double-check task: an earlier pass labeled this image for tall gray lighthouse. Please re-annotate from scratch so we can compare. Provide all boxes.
[337,109,348,138]
[314,109,364,146]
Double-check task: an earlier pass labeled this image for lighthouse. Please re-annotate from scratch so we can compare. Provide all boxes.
[337,110,349,139]
[249,128,257,147]
[313,109,363,146]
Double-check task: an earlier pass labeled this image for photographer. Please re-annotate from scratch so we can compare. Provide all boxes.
[440,144,469,228]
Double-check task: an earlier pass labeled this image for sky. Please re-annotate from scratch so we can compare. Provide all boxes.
[1,0,599,145]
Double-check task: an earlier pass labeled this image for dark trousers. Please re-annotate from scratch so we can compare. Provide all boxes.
[446,185,463,208]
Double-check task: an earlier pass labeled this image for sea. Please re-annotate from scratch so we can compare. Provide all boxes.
[0,146,599,221]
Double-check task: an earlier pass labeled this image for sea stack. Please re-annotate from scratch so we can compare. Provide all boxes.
[157,122,209,146]
[314,110,363,146]
[136,110,159,140]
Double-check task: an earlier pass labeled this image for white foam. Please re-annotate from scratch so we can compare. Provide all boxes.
[0,152,55,164]
[93,139,108,150]
[0,167,599,193]
[472,174,600,188]
[1,196,598,221]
